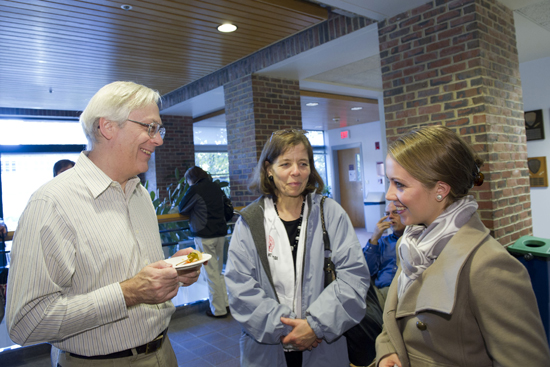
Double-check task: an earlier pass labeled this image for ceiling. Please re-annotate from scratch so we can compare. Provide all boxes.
[2,0,550,131]
[0,0,327,110]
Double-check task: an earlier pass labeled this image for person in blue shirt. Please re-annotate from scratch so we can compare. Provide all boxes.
[363,202,405,305]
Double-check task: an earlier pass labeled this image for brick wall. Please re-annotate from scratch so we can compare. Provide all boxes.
[379,0,530,245]
[225,75,302,207]
[154,115,194,202]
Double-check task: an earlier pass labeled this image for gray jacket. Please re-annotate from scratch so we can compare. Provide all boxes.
[225,193,370,366]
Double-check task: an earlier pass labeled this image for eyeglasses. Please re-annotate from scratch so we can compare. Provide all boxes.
[127,119,166,139]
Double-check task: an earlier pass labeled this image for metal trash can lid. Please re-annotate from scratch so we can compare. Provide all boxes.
[507,235,550,258]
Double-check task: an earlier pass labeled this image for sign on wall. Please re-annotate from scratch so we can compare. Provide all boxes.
[525,109,545,141]
[528,156,548,187]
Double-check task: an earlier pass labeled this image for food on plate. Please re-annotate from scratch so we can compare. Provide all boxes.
[176,250,203,266]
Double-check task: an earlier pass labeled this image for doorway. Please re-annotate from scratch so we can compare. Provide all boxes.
[334,145,365,228]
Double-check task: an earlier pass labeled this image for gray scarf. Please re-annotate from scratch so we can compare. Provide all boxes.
[397,195,478,299]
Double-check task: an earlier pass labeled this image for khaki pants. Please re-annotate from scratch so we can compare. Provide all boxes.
[195,236,229,315]
[53,337,177,367]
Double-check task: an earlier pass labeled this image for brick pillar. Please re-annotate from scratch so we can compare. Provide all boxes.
[154,115,195,202]
[224,75,302,207]
[379,0,530,246]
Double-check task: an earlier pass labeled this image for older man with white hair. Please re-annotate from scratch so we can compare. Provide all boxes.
[7,81,199,367]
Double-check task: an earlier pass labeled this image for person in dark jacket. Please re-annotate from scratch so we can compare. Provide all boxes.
[179,166,233,318]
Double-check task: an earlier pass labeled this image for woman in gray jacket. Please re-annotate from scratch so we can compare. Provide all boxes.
[377,125,550,367]
[225,129,370,366]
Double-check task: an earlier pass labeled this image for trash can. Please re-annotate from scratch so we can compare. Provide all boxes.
[507,235,550,345]
[363,192,385,232]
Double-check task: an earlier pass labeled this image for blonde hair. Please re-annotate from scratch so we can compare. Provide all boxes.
[248,130,324,198]
[388,125,483,203]
[80,81,161,149]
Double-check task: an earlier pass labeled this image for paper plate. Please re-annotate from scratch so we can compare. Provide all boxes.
[164,253,212,270]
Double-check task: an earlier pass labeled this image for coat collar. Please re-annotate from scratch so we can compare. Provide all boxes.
[392,213,490,317]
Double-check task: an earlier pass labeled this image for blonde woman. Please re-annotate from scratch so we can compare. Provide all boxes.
[376,125,550,367]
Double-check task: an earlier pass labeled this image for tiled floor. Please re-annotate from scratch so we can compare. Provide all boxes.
[169,304,241,367]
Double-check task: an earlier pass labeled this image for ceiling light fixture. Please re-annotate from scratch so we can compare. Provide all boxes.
[218,23,237,33]
[121,4,132,10]
[351,107,363,111]
[306,102,319,107]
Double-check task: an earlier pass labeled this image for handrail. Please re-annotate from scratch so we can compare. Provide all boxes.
[3,231,13,242]
[156,206,244,225]
[157,213,190,224]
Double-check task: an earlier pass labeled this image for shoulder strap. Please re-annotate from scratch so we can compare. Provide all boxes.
[321,196,336,287]
[320,196,331,252]
[238,197,280,302]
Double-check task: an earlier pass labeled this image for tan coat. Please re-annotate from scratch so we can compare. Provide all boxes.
[375,214,550,367]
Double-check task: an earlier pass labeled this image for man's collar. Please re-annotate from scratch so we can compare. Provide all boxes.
[74,151,140,199]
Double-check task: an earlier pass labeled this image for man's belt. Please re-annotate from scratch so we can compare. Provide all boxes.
[69,328,168,360]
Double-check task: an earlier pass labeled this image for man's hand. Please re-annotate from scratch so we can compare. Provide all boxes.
[379,353,402,367]
[172,247,202,287]
[370,215,391,245]
[120,260,180,307]
[280,317,322,351]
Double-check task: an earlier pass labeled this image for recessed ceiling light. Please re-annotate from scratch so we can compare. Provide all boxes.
[306,102,319,107]
[218,24,237,33]
[351,107,363,111]
[120,4,132,10]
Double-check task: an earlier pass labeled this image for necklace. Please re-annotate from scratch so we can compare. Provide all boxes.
[274,199,306,252]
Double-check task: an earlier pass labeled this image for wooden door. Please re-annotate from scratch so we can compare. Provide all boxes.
[337,148,365,228]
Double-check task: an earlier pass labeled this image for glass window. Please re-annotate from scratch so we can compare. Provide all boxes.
[305,130,324,146]
[193,127,227,145]
[0,119,86,145]
[314,151,327,185]
[1,152,81,230]
[307,130,328,186]
[195,152,229,183]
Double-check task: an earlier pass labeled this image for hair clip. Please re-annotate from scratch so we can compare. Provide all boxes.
[473,165,484,186]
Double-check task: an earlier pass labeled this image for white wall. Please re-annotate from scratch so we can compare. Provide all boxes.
[520,56,550,239]
[325,120,386,201]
